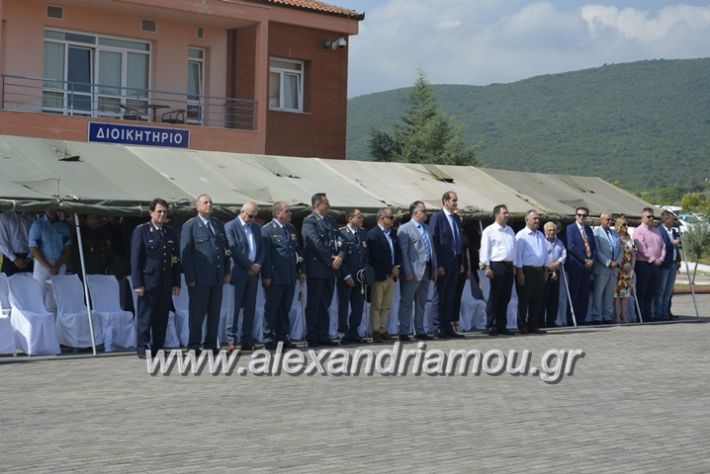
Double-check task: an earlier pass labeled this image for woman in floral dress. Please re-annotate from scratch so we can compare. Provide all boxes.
[614,216,636,323]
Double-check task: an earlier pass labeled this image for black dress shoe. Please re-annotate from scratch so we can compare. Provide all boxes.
[282,341,298,349]
[519,327,529,335]
[264,342,277,350]
[415,334,434,340]
[137,352,146,359]
[399,335,412,342]
[318,339,338,346]
[437,332,452,339]
[669,315,680,320]
[241,342,256,352]
[499,329,515,336]
[451,332,465,339]
[529,328,547,334]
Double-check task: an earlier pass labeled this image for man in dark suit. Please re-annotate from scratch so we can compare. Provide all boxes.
[130,198,181,359]
[429,191,465,339]
[367,207,400,343]
[564,206,597,325]
[261,201,302,350]
[655,210,681,320]
[337,208,369,344]
[225,200,264,352]
[180,194,230,353]
[301,193,344,347]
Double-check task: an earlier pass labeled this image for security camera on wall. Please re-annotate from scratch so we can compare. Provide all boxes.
[336,37,347,49]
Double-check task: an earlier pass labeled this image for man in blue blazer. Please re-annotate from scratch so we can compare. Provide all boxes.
[429,191,465,338]
[367,207,400,343]
[261,201,302,350]
[564,206,597,325]
[181,194,231,353]
[337,208,369,344]
[301,193,345,347]
[592,212,623,323]
[131,198,181,358]
[655,210,681,320]
[225,200,265,352]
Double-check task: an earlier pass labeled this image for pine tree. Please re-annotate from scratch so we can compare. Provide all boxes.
[368,69,481,166]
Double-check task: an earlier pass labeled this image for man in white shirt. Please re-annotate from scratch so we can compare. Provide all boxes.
[515,210,548,334]
[542,222,566,327]
[0,211,34,276]
[480,204,516,336]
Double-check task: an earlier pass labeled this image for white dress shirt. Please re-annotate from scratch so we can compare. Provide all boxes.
[515,227,548,268]
[0,212,33,261]
[480,222,516,266]
[238,216,256,262]
[378,224,395,266]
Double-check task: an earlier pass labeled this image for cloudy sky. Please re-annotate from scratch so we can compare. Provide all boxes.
[343,0,710,97]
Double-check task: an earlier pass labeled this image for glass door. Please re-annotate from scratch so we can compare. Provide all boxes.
[96,50,123,117]
[66,46,93,115]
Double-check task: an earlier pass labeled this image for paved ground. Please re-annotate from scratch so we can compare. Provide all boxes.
[1,294,709,473]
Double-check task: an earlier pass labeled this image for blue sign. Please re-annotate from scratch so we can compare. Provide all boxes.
[88,122,189,148]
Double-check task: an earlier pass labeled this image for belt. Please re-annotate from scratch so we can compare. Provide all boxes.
[523,265,545,271]
[491,261,513,266]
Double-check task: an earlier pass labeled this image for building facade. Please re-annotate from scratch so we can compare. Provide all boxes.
[0,0,362,159]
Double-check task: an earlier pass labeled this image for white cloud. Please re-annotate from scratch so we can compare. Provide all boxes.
[347,1,710,97]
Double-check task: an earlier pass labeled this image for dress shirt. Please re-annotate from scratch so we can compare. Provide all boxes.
[0,212,33,261]
[633,223,666,264]
[546,238,567,267]
[662,225,677,261]
[480,222,516,266]
[443,208,460,253]
[515,227,548,268]
[379,224,395,266]
[238,216,256,261]
[28,215,72,261]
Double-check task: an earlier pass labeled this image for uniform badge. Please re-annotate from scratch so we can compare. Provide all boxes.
[171,256,179,266]
[225,249,232,257]
[290,233,297,240]
[363,241,367,248]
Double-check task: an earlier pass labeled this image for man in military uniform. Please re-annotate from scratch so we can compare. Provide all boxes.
[337,208,369,344]
[77,214,113,277]
[301,192,345,347]
[130,198,181,359]
[181,194,230,353]
[261,201,302,350]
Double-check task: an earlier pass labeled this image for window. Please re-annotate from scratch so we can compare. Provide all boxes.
[42,29,150,118]
[269,58,303,112]
[187,48,204,124]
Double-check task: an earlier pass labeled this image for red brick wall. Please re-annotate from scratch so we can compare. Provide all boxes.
[265,22,349,160]
[234,25,256,100]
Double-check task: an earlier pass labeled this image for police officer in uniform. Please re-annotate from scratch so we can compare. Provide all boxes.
[337,208,369,344]
[301,192,345,347]
[261,201,302,350]
[77,214,113,276]
[130,198,181,359]
[181,194,230,353]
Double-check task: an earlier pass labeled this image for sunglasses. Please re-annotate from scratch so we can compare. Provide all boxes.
[576,213,587,218]
[383,215,394,220]
[643,215,654,219]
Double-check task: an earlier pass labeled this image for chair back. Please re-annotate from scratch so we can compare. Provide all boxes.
[49,274,87,313]
[86,274,121,312]
[8,273,49,313]
[172,274,189,312]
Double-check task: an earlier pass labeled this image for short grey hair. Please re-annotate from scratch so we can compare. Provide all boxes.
[272,201,287,217]
[377,207,393,220]
[525,209,539,220]
[195,193,211,206]
[241,200,257,213]
[600,211,613,219]
[543,221,557,231]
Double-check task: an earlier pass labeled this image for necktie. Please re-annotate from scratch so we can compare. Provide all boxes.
[419,224,432,261]
[605,228,616,260]
[207,220,215,236]
[353,229,359,245]
[449,214,460,253]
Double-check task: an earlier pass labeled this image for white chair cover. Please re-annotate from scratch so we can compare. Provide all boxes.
[49,275,103,348]
[126,276,180,349]
[289,281,306,341]
[171,275,190,347]
[459,278,488,331]
[8,273,61,355]
[0,273,16,354]
[86,275,136,352]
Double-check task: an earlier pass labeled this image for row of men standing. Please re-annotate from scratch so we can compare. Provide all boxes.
[130,191,471,356]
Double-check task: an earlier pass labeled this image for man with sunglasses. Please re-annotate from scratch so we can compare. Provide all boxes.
[225,200,265,352]
[633,207,666,322]
[565,207,597,325]
[367,207,400,343]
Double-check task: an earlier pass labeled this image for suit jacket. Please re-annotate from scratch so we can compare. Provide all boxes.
[261,220,301,286]
[130,222,181,292]
[225,217,265,283]
[301,212,344,279]
[429,210,463,272]
[367,225,399,282]
[398,220,437,281]
[565,223,597,272]
[180,216,229,287]
[338,225,368,281]
[592,226,623,274]
[659,226,680,268]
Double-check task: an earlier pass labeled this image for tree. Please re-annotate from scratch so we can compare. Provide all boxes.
[368,69,482,166]
[681,223,710,284]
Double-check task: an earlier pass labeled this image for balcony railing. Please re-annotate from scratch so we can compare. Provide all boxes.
[1,74,256,130]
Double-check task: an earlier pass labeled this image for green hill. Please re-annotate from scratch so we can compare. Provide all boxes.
[347,58,710,192]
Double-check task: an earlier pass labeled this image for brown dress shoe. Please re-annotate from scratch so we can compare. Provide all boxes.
[381,332,393,342]
[372,332,382,343]
[241,342,256,352]
[226,343,237,353]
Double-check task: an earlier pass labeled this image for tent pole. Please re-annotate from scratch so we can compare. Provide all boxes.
[677,230,700,319]
[630,275,644,324]
[73,213,97,356]
[560,266,577,327]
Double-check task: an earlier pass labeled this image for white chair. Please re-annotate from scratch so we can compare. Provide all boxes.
[171,275,190,347]
[49,275,103,349]
[0,273,17,355]
[459,278,488,331]
[289,281,306,341]
[86,275,136,352]
[126,276,181,348]
[8,273,61,355]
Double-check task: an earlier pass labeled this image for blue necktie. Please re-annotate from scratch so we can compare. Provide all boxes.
[419,224,432,261]
[449,214,460,253]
